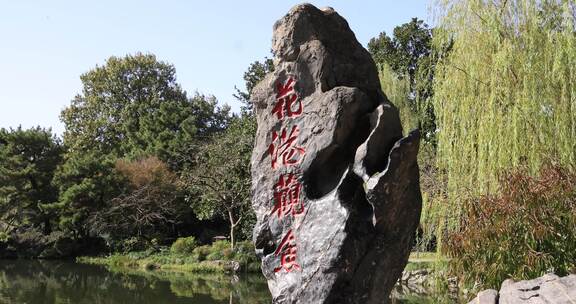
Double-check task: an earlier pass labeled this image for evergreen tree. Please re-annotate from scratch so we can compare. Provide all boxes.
[0,127,63,235]
[234,58,274,114]
[368,18,440,143]
[50,151,124,238]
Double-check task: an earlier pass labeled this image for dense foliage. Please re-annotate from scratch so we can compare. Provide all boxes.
[51,151,125,239]
[446,164,576,289]
[369,18,440,143]
[89,157,189,250]
[60,53,231,170]
[369,18,432,89]
[234,58,274,113]
[0,53,256,257]
[0,127,63,237]
[432,0,576,235]
[369,3,576,278]
[183,113,256,250]
[170,236,198,255]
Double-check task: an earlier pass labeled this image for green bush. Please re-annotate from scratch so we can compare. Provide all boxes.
[201,240,230,261]
[166,261,227,273]
[108,254,139,268]
[222,248,234,259]
[170,236,198,255]
[127,249,158,260]
[77,239,262,273]
[121,237,149,253]
[206,251,223,261]
[192,245,211,261]
[234,241,255,255]
[446,164,576,289]
[211,240,231,252]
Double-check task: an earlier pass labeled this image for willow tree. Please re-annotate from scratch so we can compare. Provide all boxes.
[378,63,419,133]
[432,0,576,235]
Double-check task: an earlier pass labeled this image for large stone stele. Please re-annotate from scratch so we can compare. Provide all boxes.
[250,4,422,304]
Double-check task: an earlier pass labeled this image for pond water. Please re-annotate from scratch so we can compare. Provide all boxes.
[0,260,442,304]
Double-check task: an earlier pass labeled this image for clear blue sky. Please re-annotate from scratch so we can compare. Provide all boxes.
[0,1,430,136]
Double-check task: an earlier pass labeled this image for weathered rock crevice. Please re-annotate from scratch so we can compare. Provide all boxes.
[304,87,374,199]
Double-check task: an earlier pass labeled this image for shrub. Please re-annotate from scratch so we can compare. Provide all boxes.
[127,247,160,259]
[234,241,255,254]
[211,240,231,252]
[233,241,258,266]
[142,261,159,270]
[199,240,231,261]
[166,261,227,273]
[206,251,223,261]
[108,254,139,268]
[121,237,148,253]
[170,236,198,255]
[446,164,576,289]
[222,248,234,259]
[192,245,211,261]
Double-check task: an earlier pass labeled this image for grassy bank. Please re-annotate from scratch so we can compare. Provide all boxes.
[404,252,449,271]
[79,251,441,274]
[77,235,441,277]
[77,239,261,274]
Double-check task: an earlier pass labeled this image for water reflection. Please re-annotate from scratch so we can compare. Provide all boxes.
[0,260,271,304]
[0,260,452,303]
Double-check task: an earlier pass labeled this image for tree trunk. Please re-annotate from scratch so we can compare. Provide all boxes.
[228,209,235,250]
[43,217,52,235]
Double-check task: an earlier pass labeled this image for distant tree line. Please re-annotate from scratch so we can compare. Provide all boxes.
[0,53,271,256]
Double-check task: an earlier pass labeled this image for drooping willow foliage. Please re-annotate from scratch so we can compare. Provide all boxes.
[379,63,419,132]
[432,0,576,234]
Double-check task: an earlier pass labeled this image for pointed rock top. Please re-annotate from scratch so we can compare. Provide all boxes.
[269,3,382,99]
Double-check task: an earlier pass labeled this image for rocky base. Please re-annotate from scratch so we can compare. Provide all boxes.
[469,273,576,304]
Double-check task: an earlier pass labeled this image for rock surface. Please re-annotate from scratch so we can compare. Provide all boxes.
[400,269,430,288]
[467,289,499,304]
[250,4,421,304]
[468,274,576,304]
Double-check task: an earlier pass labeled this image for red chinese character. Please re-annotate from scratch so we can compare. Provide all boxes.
[274,230,301,273]
[276,77,295,99]
[271,173,304,218]
[268,125,306,169]
[273,77,302,119]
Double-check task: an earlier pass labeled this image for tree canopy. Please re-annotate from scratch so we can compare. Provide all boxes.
[368,18,440,142]
[234,58,274,114]
[369,18,432,88]
[0,127,63,236]
[60,53,231,170]
[183,116,256,249]
[52,53,234,243]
